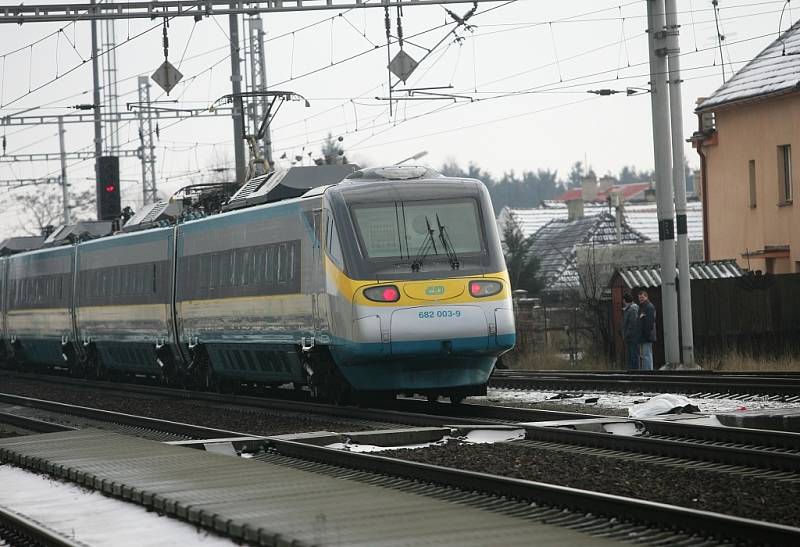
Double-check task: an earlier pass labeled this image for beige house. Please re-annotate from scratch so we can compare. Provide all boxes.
[693,21,800,274]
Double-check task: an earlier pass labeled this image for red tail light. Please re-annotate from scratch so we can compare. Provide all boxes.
[363,285,401,302]
[469,280,502,298]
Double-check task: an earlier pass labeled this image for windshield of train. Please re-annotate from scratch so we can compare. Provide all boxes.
[351,199,484,260]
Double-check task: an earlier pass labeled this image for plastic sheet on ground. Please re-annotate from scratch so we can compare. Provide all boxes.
[628,393,700,418]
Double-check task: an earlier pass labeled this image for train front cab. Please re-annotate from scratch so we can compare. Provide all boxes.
[322,168,515,400]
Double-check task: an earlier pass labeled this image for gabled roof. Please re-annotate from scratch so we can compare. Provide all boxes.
[531,213,648,292]
[498,201,704,242]
[554,182,651,203]
[698,19,800,111]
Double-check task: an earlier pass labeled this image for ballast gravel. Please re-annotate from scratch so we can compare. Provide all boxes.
[0,378,379,436]
[382,441,800,527]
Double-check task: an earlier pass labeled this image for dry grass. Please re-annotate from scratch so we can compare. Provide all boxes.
[502,347,615,371]
[699,352,800,372]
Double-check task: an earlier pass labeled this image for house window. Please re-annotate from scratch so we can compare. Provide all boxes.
[778,144,793,204]
[748,160,756,208]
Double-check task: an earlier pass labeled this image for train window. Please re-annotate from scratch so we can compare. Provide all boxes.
[210,253,220,289]
[327,218,344,267]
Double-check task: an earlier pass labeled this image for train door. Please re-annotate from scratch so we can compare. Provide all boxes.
[310,208,324,341]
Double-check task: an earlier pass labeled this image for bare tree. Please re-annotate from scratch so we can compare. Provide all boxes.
[15,185,95,236]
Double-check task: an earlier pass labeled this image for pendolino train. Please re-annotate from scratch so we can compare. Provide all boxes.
[0,165,515,403]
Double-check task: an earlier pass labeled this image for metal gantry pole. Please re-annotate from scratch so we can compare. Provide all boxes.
[137,76,157,206]
[228,9,247,183]
[647,0,680,366]
[91,0,104,219]
[248,15,273,170]
[100,18,120,154]
[665,0,695,365]
[57,116,70,225]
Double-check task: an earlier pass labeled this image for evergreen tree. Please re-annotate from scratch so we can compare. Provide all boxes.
[502,218,544,295]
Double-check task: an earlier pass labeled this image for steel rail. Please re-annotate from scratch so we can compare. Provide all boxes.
[489,370,800,396]
[4,372,800,470]
[269,438,800,546]
[0,392,252,440]
[0,411,76,433]
[0,505,83,547]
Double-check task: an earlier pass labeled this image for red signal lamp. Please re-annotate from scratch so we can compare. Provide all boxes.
[105,184,116,193]
[363,285,401,303]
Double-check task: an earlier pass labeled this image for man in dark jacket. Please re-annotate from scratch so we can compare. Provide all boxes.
[638,290,657,371]
[622,292,639,370]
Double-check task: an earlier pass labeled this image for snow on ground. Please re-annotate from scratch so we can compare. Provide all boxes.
[479,387,800,415]
[326,428,526,453]
[0,465,234,546]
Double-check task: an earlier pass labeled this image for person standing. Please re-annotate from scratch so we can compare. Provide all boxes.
[622,292,640,370]
[638,289,657,371]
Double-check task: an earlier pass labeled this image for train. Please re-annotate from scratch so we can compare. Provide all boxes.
[0,165,515,403]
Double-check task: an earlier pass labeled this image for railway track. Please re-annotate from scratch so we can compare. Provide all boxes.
[3,375,800,544]
[489,369,800,400]
[0,505,82,547]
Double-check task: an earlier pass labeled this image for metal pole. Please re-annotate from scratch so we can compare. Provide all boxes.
[647,0,680,366]
[665,0,695,365]
[137,76,157,206]
[248,16,273,168]
[91,0,103,219]
[229,9,246,183]
[57,116,70,225]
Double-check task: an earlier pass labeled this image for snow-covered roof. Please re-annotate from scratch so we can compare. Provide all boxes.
[531,213,648,292]
[698,19,800,111]
[498,201,704,242]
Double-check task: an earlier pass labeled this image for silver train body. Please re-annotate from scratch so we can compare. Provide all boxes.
[0,167,515,401]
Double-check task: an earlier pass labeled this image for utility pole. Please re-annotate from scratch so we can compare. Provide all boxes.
[247,15,273,171]
[57,116,70,225]
[229,8,247,183]
[665,0,695,365]
[647,0,680,366]
[137,76,157,206]
[91,0,104,220]
[101,18,121,154]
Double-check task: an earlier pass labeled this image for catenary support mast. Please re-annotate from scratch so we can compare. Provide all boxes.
[647,0,680,366]
[665,0,695,365]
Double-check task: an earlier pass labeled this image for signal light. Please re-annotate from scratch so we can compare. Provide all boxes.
[363,285,401,302]
[97,156,121,220]
[469,280,502,298]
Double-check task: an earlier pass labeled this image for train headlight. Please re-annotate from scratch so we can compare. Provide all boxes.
[469,280,502,298]
[363,285,401,302]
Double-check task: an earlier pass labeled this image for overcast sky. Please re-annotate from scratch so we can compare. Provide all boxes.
[0,0,795,239]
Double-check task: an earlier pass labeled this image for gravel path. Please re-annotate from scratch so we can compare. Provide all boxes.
[383,441,800,527]
[0,378,382,436]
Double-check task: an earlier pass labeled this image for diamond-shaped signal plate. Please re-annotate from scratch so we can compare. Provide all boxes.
[388,50,419,83]
[151,61,183,94]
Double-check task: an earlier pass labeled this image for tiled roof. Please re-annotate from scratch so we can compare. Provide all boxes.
[554,182,651,202]
[531,213,648,292]
[698,19,800,111]
[498,201,704,242]
[614,260,744,289]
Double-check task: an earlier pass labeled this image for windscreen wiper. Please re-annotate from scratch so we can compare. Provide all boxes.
[411,216,438,272]
[436,214,460,270]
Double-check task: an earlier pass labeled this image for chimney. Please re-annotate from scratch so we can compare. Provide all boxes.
[566,198,584,221]
[599,175,615,194]
[609,190,624,243]
[581,173,598,202]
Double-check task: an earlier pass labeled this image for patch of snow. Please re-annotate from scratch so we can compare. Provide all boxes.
[0,465,234,546]
[483,387,800,414]
[325,428,526,453]
[602,422,641,436]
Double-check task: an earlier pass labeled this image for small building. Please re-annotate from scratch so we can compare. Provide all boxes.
[693,19,800,273]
